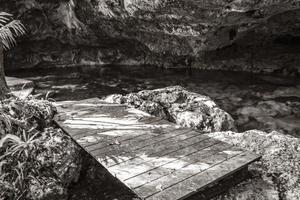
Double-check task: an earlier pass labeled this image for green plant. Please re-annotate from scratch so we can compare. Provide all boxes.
[0,12,26,50]
[0,97,65,199]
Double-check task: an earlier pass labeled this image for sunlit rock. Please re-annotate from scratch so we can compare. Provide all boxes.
[104,86,236,132]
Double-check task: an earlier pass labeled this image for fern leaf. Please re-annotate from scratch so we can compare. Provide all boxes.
[0,12,26,50]
[0,134,23,148]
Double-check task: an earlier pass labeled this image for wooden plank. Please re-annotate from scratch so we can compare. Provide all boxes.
[138,116,168,124]
[92,129,197,161]
[73,129,114,140]
[122,141,232,188]
[60,122,174,131]
[78,129,144,148]
[145,153,260,200]
[95,130,210,168]
[64,115,154,126]
[73,119,172,142]
[66,119,170,141]
[56,117,154,149]
[99,134,208,168]
[54,98,122,108]
[106,137,221,182]
[185,166,249,200]
[134,149,245,198]
[87,127,188,153]
[88,128,183,153]
[55,104,150,126]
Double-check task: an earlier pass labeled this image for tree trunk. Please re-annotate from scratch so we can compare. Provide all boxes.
[0,43,10,99]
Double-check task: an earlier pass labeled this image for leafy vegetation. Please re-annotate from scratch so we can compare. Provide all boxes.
[0,12,26,50]
[0,97,81,199]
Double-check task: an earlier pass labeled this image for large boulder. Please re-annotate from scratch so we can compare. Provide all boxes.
[209,130,300,200]
[104,86,236,132]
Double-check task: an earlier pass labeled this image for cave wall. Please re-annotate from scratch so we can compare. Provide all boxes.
[1,0,300,75]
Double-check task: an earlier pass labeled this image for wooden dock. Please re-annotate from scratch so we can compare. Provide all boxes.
[54,98,261,200]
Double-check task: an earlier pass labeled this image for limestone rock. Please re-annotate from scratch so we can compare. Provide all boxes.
[29,177,67,200]
[209,130,300,200]
[214,177,280,200]
[104,86,236,132]
[28,128,82,200]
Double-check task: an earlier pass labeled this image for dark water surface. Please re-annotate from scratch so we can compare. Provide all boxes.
[9,65,300,100]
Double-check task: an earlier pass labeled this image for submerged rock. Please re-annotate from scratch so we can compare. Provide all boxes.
[209,130,300,200]
[261,86,300,100]
[236,100,300,136]
[104,86,236,132]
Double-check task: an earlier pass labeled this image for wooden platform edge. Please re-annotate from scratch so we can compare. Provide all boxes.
[185,166,250,200]
[180,155,261,200]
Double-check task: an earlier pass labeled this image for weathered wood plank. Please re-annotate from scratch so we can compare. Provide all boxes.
[99,136,206,168]
[133,148,244,198]
[56,110,174,132]
[55,101,152,128]
[69,117,169,140]
[138,116,170,124]
[145,152,260,200]
[106,137,221,182]
[185,166,250,200]
[87,127,187,153]
[56,117,156,149]
[96,130,210,168]
[92,129,197,163]
[123,141,232,188]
